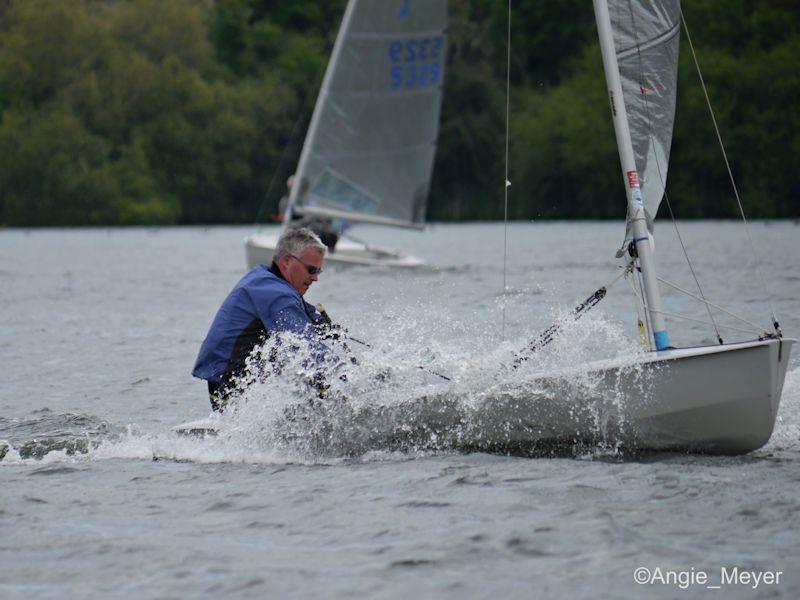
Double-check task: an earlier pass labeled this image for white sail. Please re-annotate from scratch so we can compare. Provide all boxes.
[289,0,447,228]
[609,0,680,240]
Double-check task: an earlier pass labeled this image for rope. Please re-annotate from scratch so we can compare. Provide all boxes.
[343,333,451,381]
[625,266,651,347]
[680,8,781,335]
[500,0,512,339]
[636,267,652,342]
[513,264,632,365]
[315,304,451,381]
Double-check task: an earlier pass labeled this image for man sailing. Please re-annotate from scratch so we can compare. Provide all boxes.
[192,228,331,411]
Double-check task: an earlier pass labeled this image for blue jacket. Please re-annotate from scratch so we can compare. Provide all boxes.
[192,263,326,383]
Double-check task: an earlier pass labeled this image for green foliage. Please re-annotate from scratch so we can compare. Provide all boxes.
[0,0,797,226]
[0,107,177,225]
[509,46,620,220]
[482,0,597,85]
[429,0,507,220]
[0,0,104,110]
[666,3,800,219]
[0,0,299,226]
[108,0,214,72]
[209,0,337,87]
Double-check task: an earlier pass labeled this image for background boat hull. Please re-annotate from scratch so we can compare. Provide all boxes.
[244,233,426,269]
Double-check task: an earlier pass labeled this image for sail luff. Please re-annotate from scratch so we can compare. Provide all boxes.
[609,0,681,240]
[594,0,670,351]
[284,0,360,225]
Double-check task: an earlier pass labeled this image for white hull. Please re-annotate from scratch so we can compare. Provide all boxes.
[244,233,426,269]
[175,338,793,455]
[464,337,795,454]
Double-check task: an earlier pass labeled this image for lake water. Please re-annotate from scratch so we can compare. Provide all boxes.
[2,222,799,598]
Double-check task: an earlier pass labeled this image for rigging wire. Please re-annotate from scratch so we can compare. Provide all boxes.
[656,275,772,334]
[253,110,309,228]
[680,8,781,335]
[648,310,764,337]
[625,275,762,336]
[500,0,512,339]
[625,0,722,344]
[660,192,723,343]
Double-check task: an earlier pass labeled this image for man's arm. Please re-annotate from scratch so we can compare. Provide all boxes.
[272,302,331,363]
[273,302,317,336]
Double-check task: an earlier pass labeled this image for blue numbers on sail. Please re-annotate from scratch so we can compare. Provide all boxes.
[388,36,444,90]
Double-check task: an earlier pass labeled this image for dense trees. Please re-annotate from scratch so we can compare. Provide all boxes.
[0,0,320,225]
[0,0,797,226]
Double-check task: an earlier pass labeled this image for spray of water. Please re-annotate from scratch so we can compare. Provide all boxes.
[4,296,796,465]
[764,367,800,453]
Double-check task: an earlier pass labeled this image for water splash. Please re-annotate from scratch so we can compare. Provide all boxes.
[0,411,117,462]
[23,297,799,464]
[190,305,650,458]
[2,308,656,464]
[764,366,800,453]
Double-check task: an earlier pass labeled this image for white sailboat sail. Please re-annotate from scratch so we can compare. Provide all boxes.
[288,0,448,228]
[608,0,680,242]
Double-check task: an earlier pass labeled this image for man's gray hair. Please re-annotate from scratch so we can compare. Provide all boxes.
[274,227,326,260]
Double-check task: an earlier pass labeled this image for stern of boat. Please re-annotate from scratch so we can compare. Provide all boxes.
[625,338,794,454]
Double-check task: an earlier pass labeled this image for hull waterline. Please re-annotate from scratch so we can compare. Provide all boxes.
[478,337,795,454]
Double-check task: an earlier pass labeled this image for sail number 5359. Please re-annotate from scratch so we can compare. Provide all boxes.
[389,36,444,89]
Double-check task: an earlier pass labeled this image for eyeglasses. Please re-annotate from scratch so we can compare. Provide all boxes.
[289,254,323,276]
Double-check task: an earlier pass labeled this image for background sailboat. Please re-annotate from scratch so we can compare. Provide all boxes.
[245,0,447,268]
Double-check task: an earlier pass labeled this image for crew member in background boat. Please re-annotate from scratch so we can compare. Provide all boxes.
[277,174,343,253]
[192,227,330,411]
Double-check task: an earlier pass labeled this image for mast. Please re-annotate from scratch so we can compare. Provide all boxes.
[283,0,358,225]
[593,0,670,351]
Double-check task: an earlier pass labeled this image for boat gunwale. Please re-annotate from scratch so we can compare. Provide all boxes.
[521,337,794,383]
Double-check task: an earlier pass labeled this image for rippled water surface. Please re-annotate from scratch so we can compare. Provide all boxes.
[2,222,800,598]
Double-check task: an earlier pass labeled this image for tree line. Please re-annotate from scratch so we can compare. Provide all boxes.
[0,0,797,226]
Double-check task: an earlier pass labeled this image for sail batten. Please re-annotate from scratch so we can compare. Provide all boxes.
[328,88,443,98]
[349,29,446,39]
[309,141,436,159]
[617,20,679,58]
[290,0,447,228]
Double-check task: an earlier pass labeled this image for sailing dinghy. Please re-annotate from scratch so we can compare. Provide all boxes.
[494,0,793,454]
[178,0,793,456]
[245,0,447,268]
